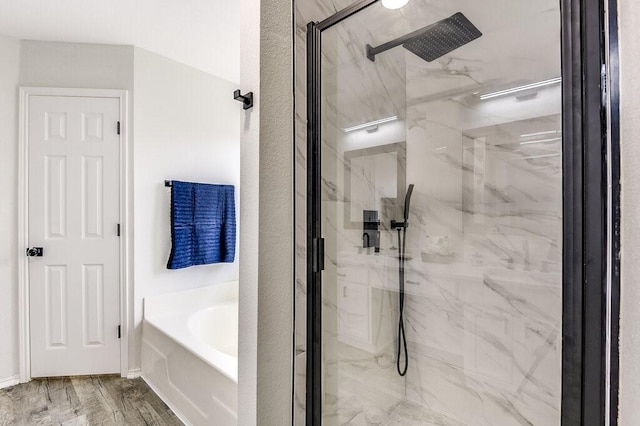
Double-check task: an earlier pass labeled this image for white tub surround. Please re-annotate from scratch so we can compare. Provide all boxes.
[142,281,238,426]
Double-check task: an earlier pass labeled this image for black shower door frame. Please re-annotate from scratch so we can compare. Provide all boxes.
[305,0,620,425]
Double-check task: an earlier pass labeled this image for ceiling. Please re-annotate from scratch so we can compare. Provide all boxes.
[0,0,240,83]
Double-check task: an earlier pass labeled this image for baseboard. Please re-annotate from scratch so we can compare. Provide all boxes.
[127,368,142,379]
[141,374,192,426]
[0,375,20,390]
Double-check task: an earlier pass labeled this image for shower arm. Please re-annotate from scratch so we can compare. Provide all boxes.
[366,22,440,62]
[366,29,420,62]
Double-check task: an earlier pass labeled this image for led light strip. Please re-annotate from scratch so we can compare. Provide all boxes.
[343,116,398,133]
[480,77,562,100]
[520,130,561,138]
[520,137,562,145]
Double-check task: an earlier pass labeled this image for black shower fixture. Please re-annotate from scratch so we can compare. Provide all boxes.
[392,183,414,376]
[363,210,381,253]
[233,89,254,110]
[366,12,482,62]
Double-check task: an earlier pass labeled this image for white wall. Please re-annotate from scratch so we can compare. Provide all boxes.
[18,40,137,375]
[238,0,294,423]
[238,0,260,422]
[0,40,137,383]
[2,40,240,378]
[19,40,134,90]
[618,0,640,423]
[0,34,20,385]
[132,47,240,370]
[0,0,240,83]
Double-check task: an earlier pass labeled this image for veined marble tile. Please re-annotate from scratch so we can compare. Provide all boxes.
[295,0,562,424]
[294,351,307,426]
[327,342,406,426]
[405,350,560,426]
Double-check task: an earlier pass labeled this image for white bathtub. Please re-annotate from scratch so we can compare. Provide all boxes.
[142,281,238,426]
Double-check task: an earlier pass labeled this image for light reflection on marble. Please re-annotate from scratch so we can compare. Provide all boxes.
[295,0,562,425]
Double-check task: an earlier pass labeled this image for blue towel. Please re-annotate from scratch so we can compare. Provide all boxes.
[167,181,236,269]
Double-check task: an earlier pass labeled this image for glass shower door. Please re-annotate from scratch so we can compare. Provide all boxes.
[315,1,562,424]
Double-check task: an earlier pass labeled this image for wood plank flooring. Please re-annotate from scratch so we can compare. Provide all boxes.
[0,375,182,426]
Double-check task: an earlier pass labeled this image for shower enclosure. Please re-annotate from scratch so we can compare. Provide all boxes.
[305,0,612,425]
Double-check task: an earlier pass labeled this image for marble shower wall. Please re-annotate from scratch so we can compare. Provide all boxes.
[401,102,562,425]
[294,1,562,425]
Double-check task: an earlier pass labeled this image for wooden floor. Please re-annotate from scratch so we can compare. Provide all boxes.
[0,375,182,426]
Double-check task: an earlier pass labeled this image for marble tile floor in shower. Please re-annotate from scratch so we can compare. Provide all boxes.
[343,399,466,426]
[332,343,463,426]
[0,375,181,426]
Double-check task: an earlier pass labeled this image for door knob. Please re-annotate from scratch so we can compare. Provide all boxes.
[26,247,43,257]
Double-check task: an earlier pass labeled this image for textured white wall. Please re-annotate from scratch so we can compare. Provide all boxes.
[0,34,20,385]
[132,47,240,370]
[256,0,294,423]
[238,0,294,423]
[619,0,640,423]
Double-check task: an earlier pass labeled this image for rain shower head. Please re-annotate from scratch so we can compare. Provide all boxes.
[403,13,482,62]
[366,12,482,62]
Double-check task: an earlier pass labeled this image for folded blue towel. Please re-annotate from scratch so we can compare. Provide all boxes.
[167,181,236,269]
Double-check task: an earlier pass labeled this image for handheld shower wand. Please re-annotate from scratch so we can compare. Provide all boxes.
[391,184,414,229]
[393,184,414,376]
[404,184,414,222]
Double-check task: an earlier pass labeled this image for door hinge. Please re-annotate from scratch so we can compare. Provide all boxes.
[117,121,121,135]
[313,237,325,272]
[117,223,121,237]
[117,325,121,339]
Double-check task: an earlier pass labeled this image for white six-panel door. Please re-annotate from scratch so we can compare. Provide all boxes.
[28,95,121,377]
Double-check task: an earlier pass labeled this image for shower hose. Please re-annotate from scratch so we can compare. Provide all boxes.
[396,227,409,376]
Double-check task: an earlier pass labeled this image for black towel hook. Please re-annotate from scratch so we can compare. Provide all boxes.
[233,90,254,110]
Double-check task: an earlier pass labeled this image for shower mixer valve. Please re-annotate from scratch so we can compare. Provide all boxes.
[362,210,381,253]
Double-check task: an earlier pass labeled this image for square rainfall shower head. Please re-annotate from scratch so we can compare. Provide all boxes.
[365,12,482,63]
[402,13,482,62]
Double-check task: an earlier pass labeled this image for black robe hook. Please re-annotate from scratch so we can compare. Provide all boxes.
[233,90,253,110]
